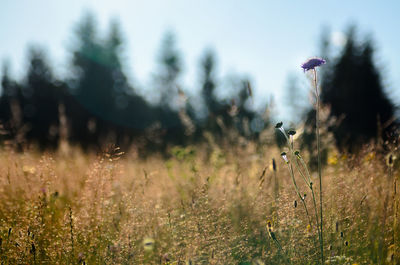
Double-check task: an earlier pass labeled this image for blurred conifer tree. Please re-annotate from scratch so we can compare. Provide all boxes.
[200,49,219,116]
[321,26,396,151]
[24,47,65,149]
[156,31,182,110]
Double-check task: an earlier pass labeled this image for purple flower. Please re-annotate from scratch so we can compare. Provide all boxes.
[301,57,326,72]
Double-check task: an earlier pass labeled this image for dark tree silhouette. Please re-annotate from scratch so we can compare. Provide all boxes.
[0,62,26,150]
[234,78,258,137]
[198,49,224,135]
[71,13,120,120]
[68,13,160,148]
[23,47,66,149]
[321,27,396,151]
[0,12,268,151]
[0,62,18,123]
[200,49,219,116]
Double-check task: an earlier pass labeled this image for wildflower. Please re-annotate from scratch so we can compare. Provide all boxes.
[281,152,289,164]
[301,57,326,72]
[328,152,338,165]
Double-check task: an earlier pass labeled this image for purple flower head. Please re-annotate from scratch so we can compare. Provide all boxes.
[301,57,326,72]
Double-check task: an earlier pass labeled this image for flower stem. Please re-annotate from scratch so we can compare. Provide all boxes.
[313,69,324,264]
[282,131,319,253]
[296,156,322,246]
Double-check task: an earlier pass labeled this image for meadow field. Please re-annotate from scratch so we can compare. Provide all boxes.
[1,0,400,264]
[0,136,398,264]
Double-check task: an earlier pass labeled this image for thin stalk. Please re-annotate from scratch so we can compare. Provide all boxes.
[288,160,316,249]
[392,166,398,262]
[278,126,321,260]
[286,159,319,253]
[296,157,320,225]
[293,156,311,189]
[273,238,291,265]
[69,207,74,254]
[274,168,279,201]
[295,156,321,238]
[297,156,312,184]
[313,68,324,263]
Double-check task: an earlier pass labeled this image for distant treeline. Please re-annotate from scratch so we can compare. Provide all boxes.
[0,13,265,151]
[0,14,397,153]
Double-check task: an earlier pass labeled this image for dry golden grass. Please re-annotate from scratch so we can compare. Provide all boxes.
[0,141,398,264]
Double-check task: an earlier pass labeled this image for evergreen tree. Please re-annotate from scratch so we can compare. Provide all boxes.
[23,47,64,148]
[0,62,26,150]
[235,78,257,137]
[0,62,18,122]
[71,13,117,119]
[68,13,157,147]
[200,49,219,116]
[321,27,396,151]
[156,31,182,109]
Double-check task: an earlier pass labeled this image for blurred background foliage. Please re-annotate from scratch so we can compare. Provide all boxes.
[0,13,397,155]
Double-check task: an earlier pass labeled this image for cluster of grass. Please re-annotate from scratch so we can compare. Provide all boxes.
[0,138,398,264]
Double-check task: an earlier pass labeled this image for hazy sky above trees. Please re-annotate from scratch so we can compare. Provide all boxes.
[1,0,399,119]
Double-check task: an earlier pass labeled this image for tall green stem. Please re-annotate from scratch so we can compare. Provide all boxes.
[313,69,324,263]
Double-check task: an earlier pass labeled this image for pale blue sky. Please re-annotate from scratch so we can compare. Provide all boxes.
[1,0,399,120]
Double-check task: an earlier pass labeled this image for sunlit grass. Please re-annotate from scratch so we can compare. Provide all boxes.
[0,141,398,264]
